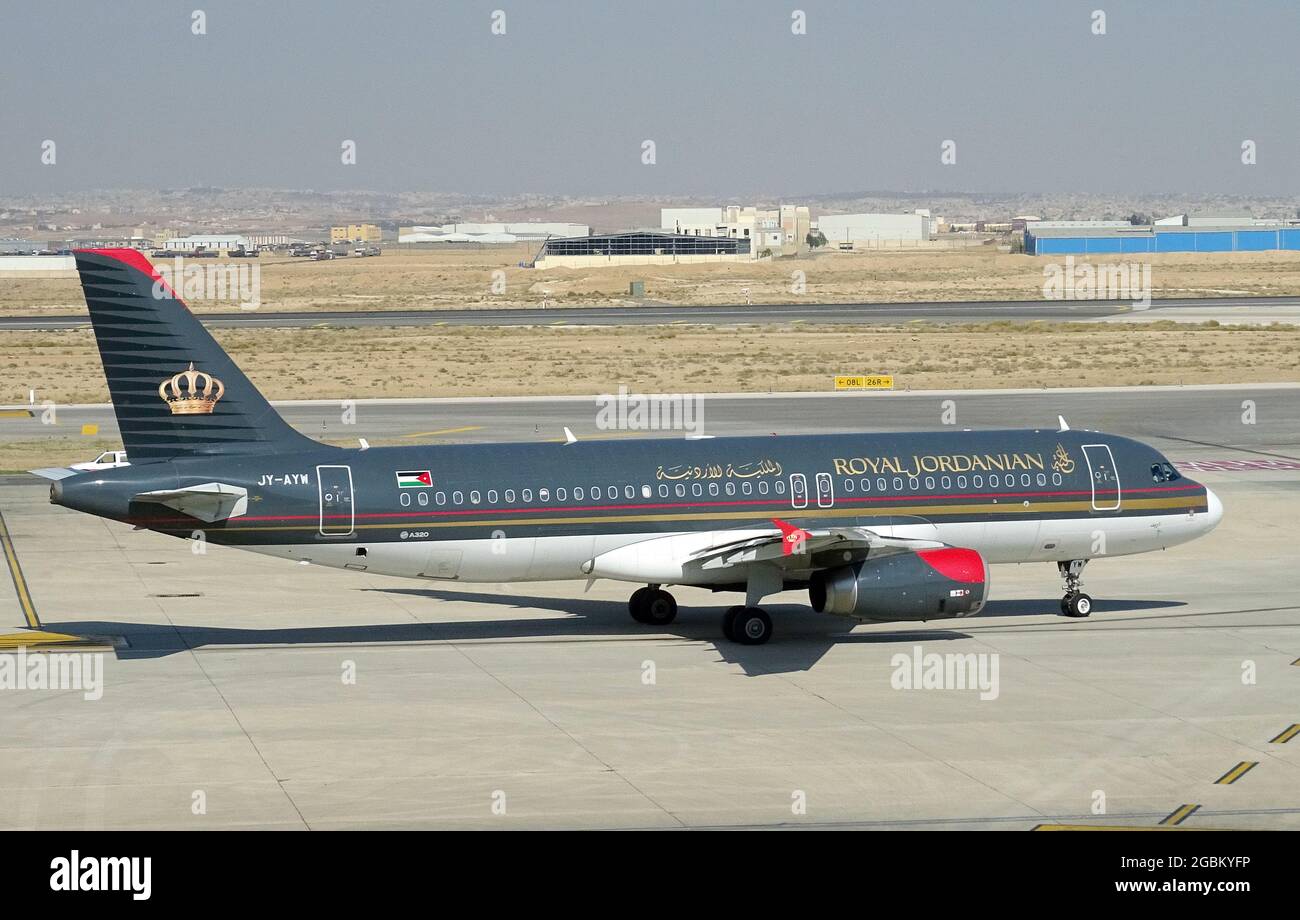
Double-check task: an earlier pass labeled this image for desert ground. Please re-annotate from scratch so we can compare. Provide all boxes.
[7,246,1300,315]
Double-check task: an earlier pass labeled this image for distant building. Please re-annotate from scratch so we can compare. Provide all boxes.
[660,205,810,256]
[331,224,382,243]
[534,231,750,269]
[1025,223,1300,255]
[162,234,251,252]
[816,212,930,246]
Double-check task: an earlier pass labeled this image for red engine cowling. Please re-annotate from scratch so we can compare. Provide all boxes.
[809,548,989,621]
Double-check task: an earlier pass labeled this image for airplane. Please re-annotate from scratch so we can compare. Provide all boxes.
[33,248,1223,645]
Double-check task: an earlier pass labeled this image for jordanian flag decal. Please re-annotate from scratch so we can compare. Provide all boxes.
[396,470,432,488]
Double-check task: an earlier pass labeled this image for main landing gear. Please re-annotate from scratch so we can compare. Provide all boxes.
[723,606,773,645]
[1057,560,1093,618]
[629,585,677,626]
[626,587,775,645]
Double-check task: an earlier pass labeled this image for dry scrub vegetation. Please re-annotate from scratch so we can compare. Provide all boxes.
[2,321,1296,407]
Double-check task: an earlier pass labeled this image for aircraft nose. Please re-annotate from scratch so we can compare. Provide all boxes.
[1203,487,1224,532]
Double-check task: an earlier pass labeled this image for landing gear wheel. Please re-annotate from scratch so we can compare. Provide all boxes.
[641,589,678,626]
[722,606,745,641]
[732,607,773,645]
[1063,592,1093,618]
[628,587,653,623]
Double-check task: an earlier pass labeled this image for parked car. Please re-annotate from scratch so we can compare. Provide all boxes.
[70,449,129,472]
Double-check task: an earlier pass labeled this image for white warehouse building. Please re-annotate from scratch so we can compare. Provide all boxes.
[816,213,930,245]
[162,234,251,252]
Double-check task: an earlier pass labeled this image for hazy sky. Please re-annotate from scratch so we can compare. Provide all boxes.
[2,0,1298,197]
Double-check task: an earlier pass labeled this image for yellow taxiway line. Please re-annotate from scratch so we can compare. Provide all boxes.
[1268,723,1300,744]
[0,510,40,629]
[401,426,485,438]
[1213,762,1258,785]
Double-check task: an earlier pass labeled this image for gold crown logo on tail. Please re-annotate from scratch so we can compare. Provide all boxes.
[158,362,224,415]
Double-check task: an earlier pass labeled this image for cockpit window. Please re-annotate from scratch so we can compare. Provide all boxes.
[1151,462,1181,483]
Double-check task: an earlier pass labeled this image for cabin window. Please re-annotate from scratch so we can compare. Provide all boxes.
[908,477,919,491]
[1036,473,1046,487]
[400,492,411,507]
[774,480,785,495]
[572,487,583,501]
[877,477,886,492]
[675,483,686,497]
[941,476,951,490]
[708,483,718,496]
[556,488,566,501]
[739,481,750,495]
[641,485,652,499]
[505,489,515,503]
[521,489,532,502]
[691,483,702,497]
[625,485,635,499]
[973,475,983,488]
[418,492,429,506]
[538,488,549,502]
[758,481,769,495]
[1021,474,1031,487]
[843,479,854,492]
[1052,473,1062,486]
[607,486,618,500]
[925,476,935,490]
[988,474,1000,488]
[957,476,967,489]
[724,482,735,496]
[488,490,498,503]
[436,491,446,505]
[470,490,481,504]
[892,477,903,492]
[453,491,463,504]
[658,484,668,498]
[860,478,871,492]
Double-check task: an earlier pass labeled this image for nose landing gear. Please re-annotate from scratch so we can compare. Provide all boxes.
[1057,560,1093,617]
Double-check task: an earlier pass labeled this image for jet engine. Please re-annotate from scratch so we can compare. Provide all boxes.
[808,547,989,621]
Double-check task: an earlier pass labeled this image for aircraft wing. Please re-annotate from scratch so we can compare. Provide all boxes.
[131,482,249,523]
[689,519,944,572]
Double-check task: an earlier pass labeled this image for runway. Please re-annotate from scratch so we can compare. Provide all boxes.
[1,385,1297,829]
[4,384,1298,460]
[4,295,1300,330]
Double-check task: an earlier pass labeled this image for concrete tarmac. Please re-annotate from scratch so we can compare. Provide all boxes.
[0,387,1297,829]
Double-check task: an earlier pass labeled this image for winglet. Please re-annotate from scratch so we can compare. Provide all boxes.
[771,518,811,556]
[563,427,578,445]
[1057,415,1070,432]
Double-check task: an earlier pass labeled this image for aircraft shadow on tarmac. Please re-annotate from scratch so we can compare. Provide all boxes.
[45,593,1185,676]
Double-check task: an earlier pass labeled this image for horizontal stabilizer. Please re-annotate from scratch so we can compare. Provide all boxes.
[29,467,80,481]
[132,482,249,523]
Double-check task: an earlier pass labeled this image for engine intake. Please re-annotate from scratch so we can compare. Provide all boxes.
[809,548,989,621]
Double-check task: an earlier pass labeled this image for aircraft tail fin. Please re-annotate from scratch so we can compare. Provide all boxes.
[72,248,317,461]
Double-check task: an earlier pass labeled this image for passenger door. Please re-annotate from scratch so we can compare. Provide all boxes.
[1082,444,1121,511]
